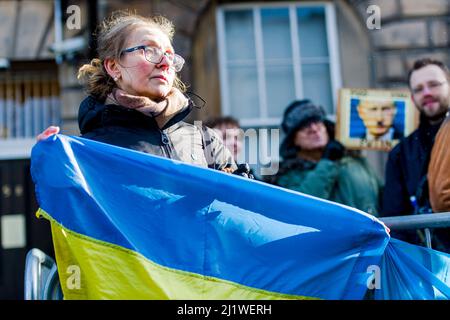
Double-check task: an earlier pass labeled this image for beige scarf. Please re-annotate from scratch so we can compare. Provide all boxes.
[106,88,189,128]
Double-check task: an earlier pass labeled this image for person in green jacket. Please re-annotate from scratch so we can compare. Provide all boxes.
[268,99,382,216]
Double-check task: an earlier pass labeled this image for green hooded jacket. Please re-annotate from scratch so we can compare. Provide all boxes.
[275,156,382,216]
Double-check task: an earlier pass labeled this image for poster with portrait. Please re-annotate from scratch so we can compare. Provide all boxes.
[336,88,418,151]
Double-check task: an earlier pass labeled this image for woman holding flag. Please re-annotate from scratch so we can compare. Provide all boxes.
[38,11,252,177]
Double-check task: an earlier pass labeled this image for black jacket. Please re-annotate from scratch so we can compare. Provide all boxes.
[382,117,441,217]
[381,116,449,250]
[78,96,235,170]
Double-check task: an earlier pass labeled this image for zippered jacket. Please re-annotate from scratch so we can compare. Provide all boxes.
[78,96,236,170]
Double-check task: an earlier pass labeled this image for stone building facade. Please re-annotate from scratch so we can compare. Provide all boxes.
[2,0,449,136]
[1,0,450,299]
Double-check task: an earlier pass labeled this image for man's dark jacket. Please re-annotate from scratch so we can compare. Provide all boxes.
[382,117,441,216]
[382,115,450,251]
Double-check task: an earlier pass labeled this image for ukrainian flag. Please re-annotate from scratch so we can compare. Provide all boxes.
[31,135,450,299]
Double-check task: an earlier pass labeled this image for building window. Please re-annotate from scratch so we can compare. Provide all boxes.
[0,61,60,159]
[217,2,342,127]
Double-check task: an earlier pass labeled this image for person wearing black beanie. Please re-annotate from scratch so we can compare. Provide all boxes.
[268,99,382,216]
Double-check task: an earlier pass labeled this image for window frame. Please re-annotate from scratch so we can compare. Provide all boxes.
[0,138,37,160]
[0,60,61,159]
[216,1,342,127]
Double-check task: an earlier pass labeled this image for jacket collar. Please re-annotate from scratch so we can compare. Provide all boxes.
[417,114,444,145]
[78,95,194,134]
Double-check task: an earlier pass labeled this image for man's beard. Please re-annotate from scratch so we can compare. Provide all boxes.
[426,110,448,123]
[419,96,449,121]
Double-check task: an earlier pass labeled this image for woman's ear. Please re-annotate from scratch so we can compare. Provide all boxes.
[104,58,121,80]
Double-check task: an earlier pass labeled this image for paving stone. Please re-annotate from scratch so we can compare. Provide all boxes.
[401,0,449,16]
[372,20,428,48]
[430,19,449,46]
[15,0,53,59]
[0,1,17,58]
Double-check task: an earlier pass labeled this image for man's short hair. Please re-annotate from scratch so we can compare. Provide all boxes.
[205,116,240,129]
[407,58,450,87]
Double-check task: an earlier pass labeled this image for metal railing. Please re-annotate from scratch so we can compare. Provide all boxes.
[380,212,450,230]
[379,212,450,249]
[24,248,63,300]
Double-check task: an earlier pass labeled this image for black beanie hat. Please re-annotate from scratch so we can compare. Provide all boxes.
[280,100,329,159]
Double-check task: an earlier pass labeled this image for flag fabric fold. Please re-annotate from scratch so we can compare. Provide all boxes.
[31,135,449,299]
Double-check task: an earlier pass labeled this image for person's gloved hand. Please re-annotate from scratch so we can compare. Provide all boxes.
[232,163,254,179]
[220,165,234,174]
[322,140,345,161]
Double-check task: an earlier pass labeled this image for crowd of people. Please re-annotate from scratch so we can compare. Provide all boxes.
[37,11,450,253]
[211,58,450,254]
[264,58,450,252]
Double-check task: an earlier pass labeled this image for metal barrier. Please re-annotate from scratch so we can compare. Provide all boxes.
[379,212,450,230]
[24,248,63,300]
[379,212,450,249]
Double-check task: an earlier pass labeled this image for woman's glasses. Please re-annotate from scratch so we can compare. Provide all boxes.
[120,45,185,72]
[186,92,206,109]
